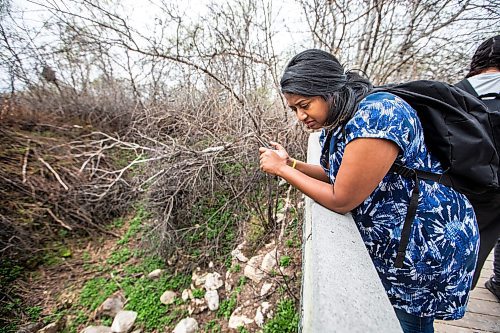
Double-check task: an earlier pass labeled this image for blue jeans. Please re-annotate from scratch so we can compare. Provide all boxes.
[394,308,434,333]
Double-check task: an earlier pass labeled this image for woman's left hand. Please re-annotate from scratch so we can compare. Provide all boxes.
[259,142,288,176]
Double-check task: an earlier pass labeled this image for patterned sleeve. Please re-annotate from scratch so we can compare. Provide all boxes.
[344,92,420,163]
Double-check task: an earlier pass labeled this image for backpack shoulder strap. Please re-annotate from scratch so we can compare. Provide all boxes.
[478,92,500,100]
[389,163,454,268]
[455,79,479,97]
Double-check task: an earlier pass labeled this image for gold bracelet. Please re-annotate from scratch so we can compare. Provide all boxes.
[292,158,297,169]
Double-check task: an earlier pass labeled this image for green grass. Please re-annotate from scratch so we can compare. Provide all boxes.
[263,299,299,333]
[117,206,148,245]
[229,263,241,273]
[217,293,237,320]
[107,248,132,266]
[192,288,205,299]
[187,194,238,263]
[79,277,119,311]
[204,319,222,332]
[121,274,190,330]
[279,255,291,267]
[26,305,43,321]
[0,261,23,285]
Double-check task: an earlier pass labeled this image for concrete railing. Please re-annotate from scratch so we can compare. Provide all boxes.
[299,132,402,333]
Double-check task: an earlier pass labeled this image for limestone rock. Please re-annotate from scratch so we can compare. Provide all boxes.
[188,298,207,315]
[228,311,254,329]
[37,322,60,333]
[160,290,176,305]
[191,269,207,287]
[181,289,190,301]
[261,302,273,319]
[81,326,112,333]
[172,318,198,333]
[244,254,265,283]
[147,269,164,279]
[261,248,278,273]
[231,248,248,263]
[37,316,66,333]
[110,310,137,333]
[255,308,265,328]
[260,283,273,297]
[96,292,125,318]
[204,290,219,311]
[204,272,223,291]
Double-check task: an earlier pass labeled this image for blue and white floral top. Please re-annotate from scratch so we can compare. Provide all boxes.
[319,92,479,319]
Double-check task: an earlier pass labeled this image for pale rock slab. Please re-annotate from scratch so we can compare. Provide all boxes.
[231,248,248,263]
[111,310,137,333]
[191,269,208,287]
[172,318,198,333]
[204,290,219,311]
[261,248,278,273]
[260,283,273,297]
[255,307,265,328]
[228,313,254,329]
[244,254,265,283]
[96,292,125,318]
[204,272,223,291]
[81,326,112,333]
[160,290,176,305]
[147,269,164,279]
[181,289,190,301]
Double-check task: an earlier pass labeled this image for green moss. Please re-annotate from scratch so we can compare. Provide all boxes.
[263,299,299,333]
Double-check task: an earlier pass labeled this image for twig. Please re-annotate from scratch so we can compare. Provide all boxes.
[38,157,69,190]
[22,139,30,183]
[46,208,73,230]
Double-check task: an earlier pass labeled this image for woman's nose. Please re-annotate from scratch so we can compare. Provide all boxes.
[296,109,307,121]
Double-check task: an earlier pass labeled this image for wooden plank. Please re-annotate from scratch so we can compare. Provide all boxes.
[435,321,492,333]
[470,287,499,302]
[467,299,500,316]
[481,267,494,278]
[478,276,492,289]
[444,312,500,332]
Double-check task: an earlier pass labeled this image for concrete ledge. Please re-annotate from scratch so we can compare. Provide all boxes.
[300,132,402,333]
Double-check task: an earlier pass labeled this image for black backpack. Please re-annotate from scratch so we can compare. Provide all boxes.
[371,80,500,268]
[455,78,500,163]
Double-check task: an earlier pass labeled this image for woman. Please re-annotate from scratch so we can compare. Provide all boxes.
[259,49,479,333]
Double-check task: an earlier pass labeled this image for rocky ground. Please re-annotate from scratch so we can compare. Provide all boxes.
[10,203,302,333]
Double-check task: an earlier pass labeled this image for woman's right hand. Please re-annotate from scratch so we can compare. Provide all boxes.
[259,141,291,176]
[269,141,290,161]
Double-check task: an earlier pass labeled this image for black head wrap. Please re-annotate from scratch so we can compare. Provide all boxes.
[466,35,500,78]
[280,49,372,130]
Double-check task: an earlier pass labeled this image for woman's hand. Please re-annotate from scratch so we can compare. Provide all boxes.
[259,141,289,176]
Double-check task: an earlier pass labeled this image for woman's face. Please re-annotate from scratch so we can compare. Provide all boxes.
[284,93,329,129]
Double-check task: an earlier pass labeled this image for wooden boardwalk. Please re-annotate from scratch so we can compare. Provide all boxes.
[435,250,500,333]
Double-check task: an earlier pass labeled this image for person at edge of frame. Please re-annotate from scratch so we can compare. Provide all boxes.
[455,35,500,302]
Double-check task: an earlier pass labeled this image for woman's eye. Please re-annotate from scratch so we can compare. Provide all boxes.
[300,104,309,110]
